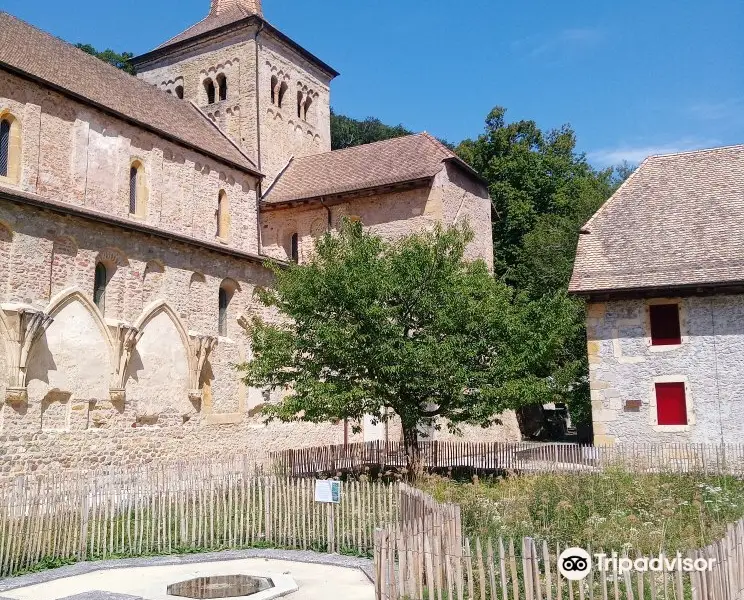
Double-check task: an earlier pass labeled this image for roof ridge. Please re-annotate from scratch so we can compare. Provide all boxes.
[419,131,456,158]
[290,132,430,162]
[647,143,744,160]
[157,14,212,49]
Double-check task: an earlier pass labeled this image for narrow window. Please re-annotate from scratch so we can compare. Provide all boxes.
[297,91,304,119]
[290,233,299,263]
[303,95,313,122]
[175,85,184,99]
[278,81,288,108]
[94,262,107,313]
[204,78,216,104]
[129,165,138,214]
[655,382,688,425]
[270,75,278,105]
[0,119,10,178]
[216,74,227,101]
[650,303,681,345]
[217,190,229,239]
[218,287,229,336]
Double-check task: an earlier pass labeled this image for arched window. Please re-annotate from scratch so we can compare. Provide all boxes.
[297,91,304,119]
[216,190,230,239]
[270,75,278,105]
[129,161,145,216]
[175,86,184,99]
[278,81,288,108]
[0,119,10,178]
[303,95,313,122]
[94,262,107,313]
[290,233,299,263]
[216,74,227,101]
[218,286,230,336]
[204,78,216,104]
[0,115,21,182]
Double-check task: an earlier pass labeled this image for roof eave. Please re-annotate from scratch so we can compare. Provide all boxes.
[569,280,744,301]
[131,15,340,79]
[261,176,434,209]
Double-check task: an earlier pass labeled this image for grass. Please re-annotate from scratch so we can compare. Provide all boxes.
[420,469,744,554]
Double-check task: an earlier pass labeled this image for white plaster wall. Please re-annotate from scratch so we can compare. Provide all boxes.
[126,310,190,425]
[587,295,744,444]
[25,297,110,430]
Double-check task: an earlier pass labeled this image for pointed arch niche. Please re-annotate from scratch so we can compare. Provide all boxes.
[126,301,191,425]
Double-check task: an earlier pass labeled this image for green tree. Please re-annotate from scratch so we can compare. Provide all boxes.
[456,107,628,433]
[75,43,136,75]
[238,221,579,475]
[331,110,413,150]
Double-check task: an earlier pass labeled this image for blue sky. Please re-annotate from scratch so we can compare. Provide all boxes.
[4,0,743,168]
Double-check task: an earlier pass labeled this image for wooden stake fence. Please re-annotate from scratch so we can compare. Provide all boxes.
[272,442,744,478]
[0,462,397,577]
[374,519,744,600]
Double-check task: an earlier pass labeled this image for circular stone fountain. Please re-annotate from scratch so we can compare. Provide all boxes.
[167,575,275,599]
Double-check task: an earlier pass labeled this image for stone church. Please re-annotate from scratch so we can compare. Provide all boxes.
[0,0,518,472]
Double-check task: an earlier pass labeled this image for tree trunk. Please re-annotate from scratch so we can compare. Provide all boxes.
[402,423,423,481]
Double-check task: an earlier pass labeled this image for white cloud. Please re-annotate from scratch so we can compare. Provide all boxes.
[588,138,721,167]
[511,28,604,58]
[685,98,744,122]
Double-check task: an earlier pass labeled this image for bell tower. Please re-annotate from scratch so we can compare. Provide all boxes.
[210,0,262,15]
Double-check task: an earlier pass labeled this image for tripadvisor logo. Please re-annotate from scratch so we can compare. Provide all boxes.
[558,548,716,580]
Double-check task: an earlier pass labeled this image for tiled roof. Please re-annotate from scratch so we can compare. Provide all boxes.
[569,144,744,295]
[0,12,260,176]
[263,133,477,204]
[156,5,253,49]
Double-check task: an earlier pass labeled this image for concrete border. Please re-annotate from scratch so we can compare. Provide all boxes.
[0,549,374,595]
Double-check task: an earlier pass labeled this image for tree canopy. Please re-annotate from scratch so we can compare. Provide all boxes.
[75,43,136,75]
[239,221,581,474]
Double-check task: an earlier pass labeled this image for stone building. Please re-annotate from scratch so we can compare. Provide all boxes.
[570,145,744,444]
[0,0,518,472]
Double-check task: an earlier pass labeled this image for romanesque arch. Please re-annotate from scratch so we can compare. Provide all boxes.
[25,288,113,431]
[126,300,191,425]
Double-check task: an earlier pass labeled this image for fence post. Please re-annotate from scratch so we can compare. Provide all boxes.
[78,477,90,560]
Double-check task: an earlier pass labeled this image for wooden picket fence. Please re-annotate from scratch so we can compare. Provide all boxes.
[272,442,744,478]
[374,519,744,600]
[0,460,398,577]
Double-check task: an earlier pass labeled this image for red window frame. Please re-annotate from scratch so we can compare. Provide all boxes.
[650,303,681,345]
[655,382,688,426]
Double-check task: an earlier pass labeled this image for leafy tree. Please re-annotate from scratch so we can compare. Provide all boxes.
[238,221,580,476]
[331,110,413,150]
[75,43,136,75]
[456,107,631,434]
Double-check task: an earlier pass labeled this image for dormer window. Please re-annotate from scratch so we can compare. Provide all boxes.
[204,78,216,104]
[216,73,227,101]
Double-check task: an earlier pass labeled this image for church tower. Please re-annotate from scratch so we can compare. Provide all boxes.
[131,1,338,184]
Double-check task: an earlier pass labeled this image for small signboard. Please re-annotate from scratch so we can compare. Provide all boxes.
[315,479,341,504]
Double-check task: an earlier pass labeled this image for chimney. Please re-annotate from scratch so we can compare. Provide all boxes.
[210,0,263,16]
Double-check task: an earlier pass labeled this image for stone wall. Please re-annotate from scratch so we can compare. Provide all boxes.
[0,70,259,255]
[260,165,494,269]
[587,295,744,444]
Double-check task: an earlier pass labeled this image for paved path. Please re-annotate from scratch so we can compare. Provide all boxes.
[0,550,374,600]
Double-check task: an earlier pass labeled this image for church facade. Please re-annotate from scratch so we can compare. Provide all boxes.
[0,0,519,473]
